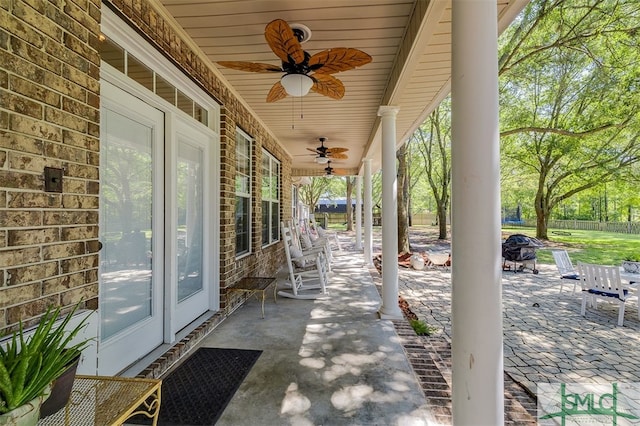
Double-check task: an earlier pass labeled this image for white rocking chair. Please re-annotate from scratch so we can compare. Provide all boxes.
[278,225,329,300]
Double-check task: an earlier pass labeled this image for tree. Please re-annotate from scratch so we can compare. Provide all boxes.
[499,0,640,239]
[397,142,410,253]
[413,98,452,239]
[299,177,333,214]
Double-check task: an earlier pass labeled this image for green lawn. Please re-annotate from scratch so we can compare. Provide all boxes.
[502,226,640,266]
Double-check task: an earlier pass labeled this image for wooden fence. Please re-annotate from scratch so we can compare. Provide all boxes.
[506,219,640,235]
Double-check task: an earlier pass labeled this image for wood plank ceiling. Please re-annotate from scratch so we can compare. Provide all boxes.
[157,0,528,176]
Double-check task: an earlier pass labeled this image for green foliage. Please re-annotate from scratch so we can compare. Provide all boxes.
[624,253,640,262]
[0,305,92,413]
[498,0,640,238]
[409,319,437,336]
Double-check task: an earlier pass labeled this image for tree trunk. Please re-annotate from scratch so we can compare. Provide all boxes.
[345,177,354,231]
[438,208,447,240]
[397,143,410,253]
[535,192,549,239]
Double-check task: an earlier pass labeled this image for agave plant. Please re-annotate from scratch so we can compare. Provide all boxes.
[0,305,92,414]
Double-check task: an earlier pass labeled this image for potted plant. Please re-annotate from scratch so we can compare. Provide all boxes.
[622,253,640,274]
[0,305,92,425]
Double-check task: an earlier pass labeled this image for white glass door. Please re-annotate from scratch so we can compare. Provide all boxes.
[98,81,164,375]
[172,122,211,331]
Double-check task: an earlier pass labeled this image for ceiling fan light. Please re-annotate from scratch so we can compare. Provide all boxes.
[281,74,313,97]
[316,156,330,164]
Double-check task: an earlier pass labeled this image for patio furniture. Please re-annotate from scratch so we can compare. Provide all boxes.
[279,225,329,300]
[552,249,581,294]
[290,219,332,272]
[310,216,342,252]
[578,262,637,327]
[302,219,336,262]
[425,252,451,270]
[38,375,161,425]
[227,277,277,319]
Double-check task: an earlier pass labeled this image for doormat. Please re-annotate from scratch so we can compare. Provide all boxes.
[129,347,262,426]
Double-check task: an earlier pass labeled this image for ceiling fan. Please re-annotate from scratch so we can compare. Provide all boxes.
[300,137,348,164]
[324,161,348,176]
[217,19,372,102]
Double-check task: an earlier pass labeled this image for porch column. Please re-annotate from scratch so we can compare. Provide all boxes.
[378,106,402,319]
[451,1,503,424]
[355,175,362,250]
[363,159,373,266]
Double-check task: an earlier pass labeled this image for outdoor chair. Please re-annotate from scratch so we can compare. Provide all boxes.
[552,249,580,294]
[278,225,329,300]
[578,262,637,327]
[299,219,334,264]
[290,220,332,271]
[309,215,342,252]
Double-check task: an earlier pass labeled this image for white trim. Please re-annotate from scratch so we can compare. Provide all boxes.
[101,7,220,133]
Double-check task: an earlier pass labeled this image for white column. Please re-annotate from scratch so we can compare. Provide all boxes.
[355,175,362,250]
[363,159,373,266]
[378,106,402,319]
[451,1,503,424]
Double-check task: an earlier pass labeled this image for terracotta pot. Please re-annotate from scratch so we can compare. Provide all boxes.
[39,356,79,419]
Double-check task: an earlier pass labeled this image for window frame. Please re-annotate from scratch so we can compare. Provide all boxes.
[261,149,281,247]
[235,128,252,257]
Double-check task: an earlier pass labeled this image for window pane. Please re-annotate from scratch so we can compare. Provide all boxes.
[272,162,280,200]
[195,103,208,126]
[235,196,250,255]
[99,37,125,72]
[271,202,279,242]
[262,201,269,245]
[177,89,193,117]
[236,175,249,194]
[177,143,204,302]
[236,130,252,255]
[127,54,153,91]
[156,74,176,106]
[100,109,153,340]
[262,156,270,199]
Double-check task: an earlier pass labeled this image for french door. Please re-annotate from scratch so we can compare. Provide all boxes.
[98,81,164,375]
[171,122,212,331]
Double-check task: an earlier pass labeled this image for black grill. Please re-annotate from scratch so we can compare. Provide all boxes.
[502,234,543,274]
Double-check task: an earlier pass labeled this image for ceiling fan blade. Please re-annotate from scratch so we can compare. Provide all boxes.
[306,147,321,154]
[328,152,348,160]
[308,48,372,74]
[266,81,288,103]
[333,169,349,176]
[326,147,348,154]
[310,74,345,100]
[265,19,305,65]
[217,61,282,73]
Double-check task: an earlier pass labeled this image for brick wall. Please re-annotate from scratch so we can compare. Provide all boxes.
[0,1,101,332]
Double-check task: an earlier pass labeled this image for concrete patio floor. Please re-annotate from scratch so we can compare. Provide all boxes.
[200,251,436,425]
